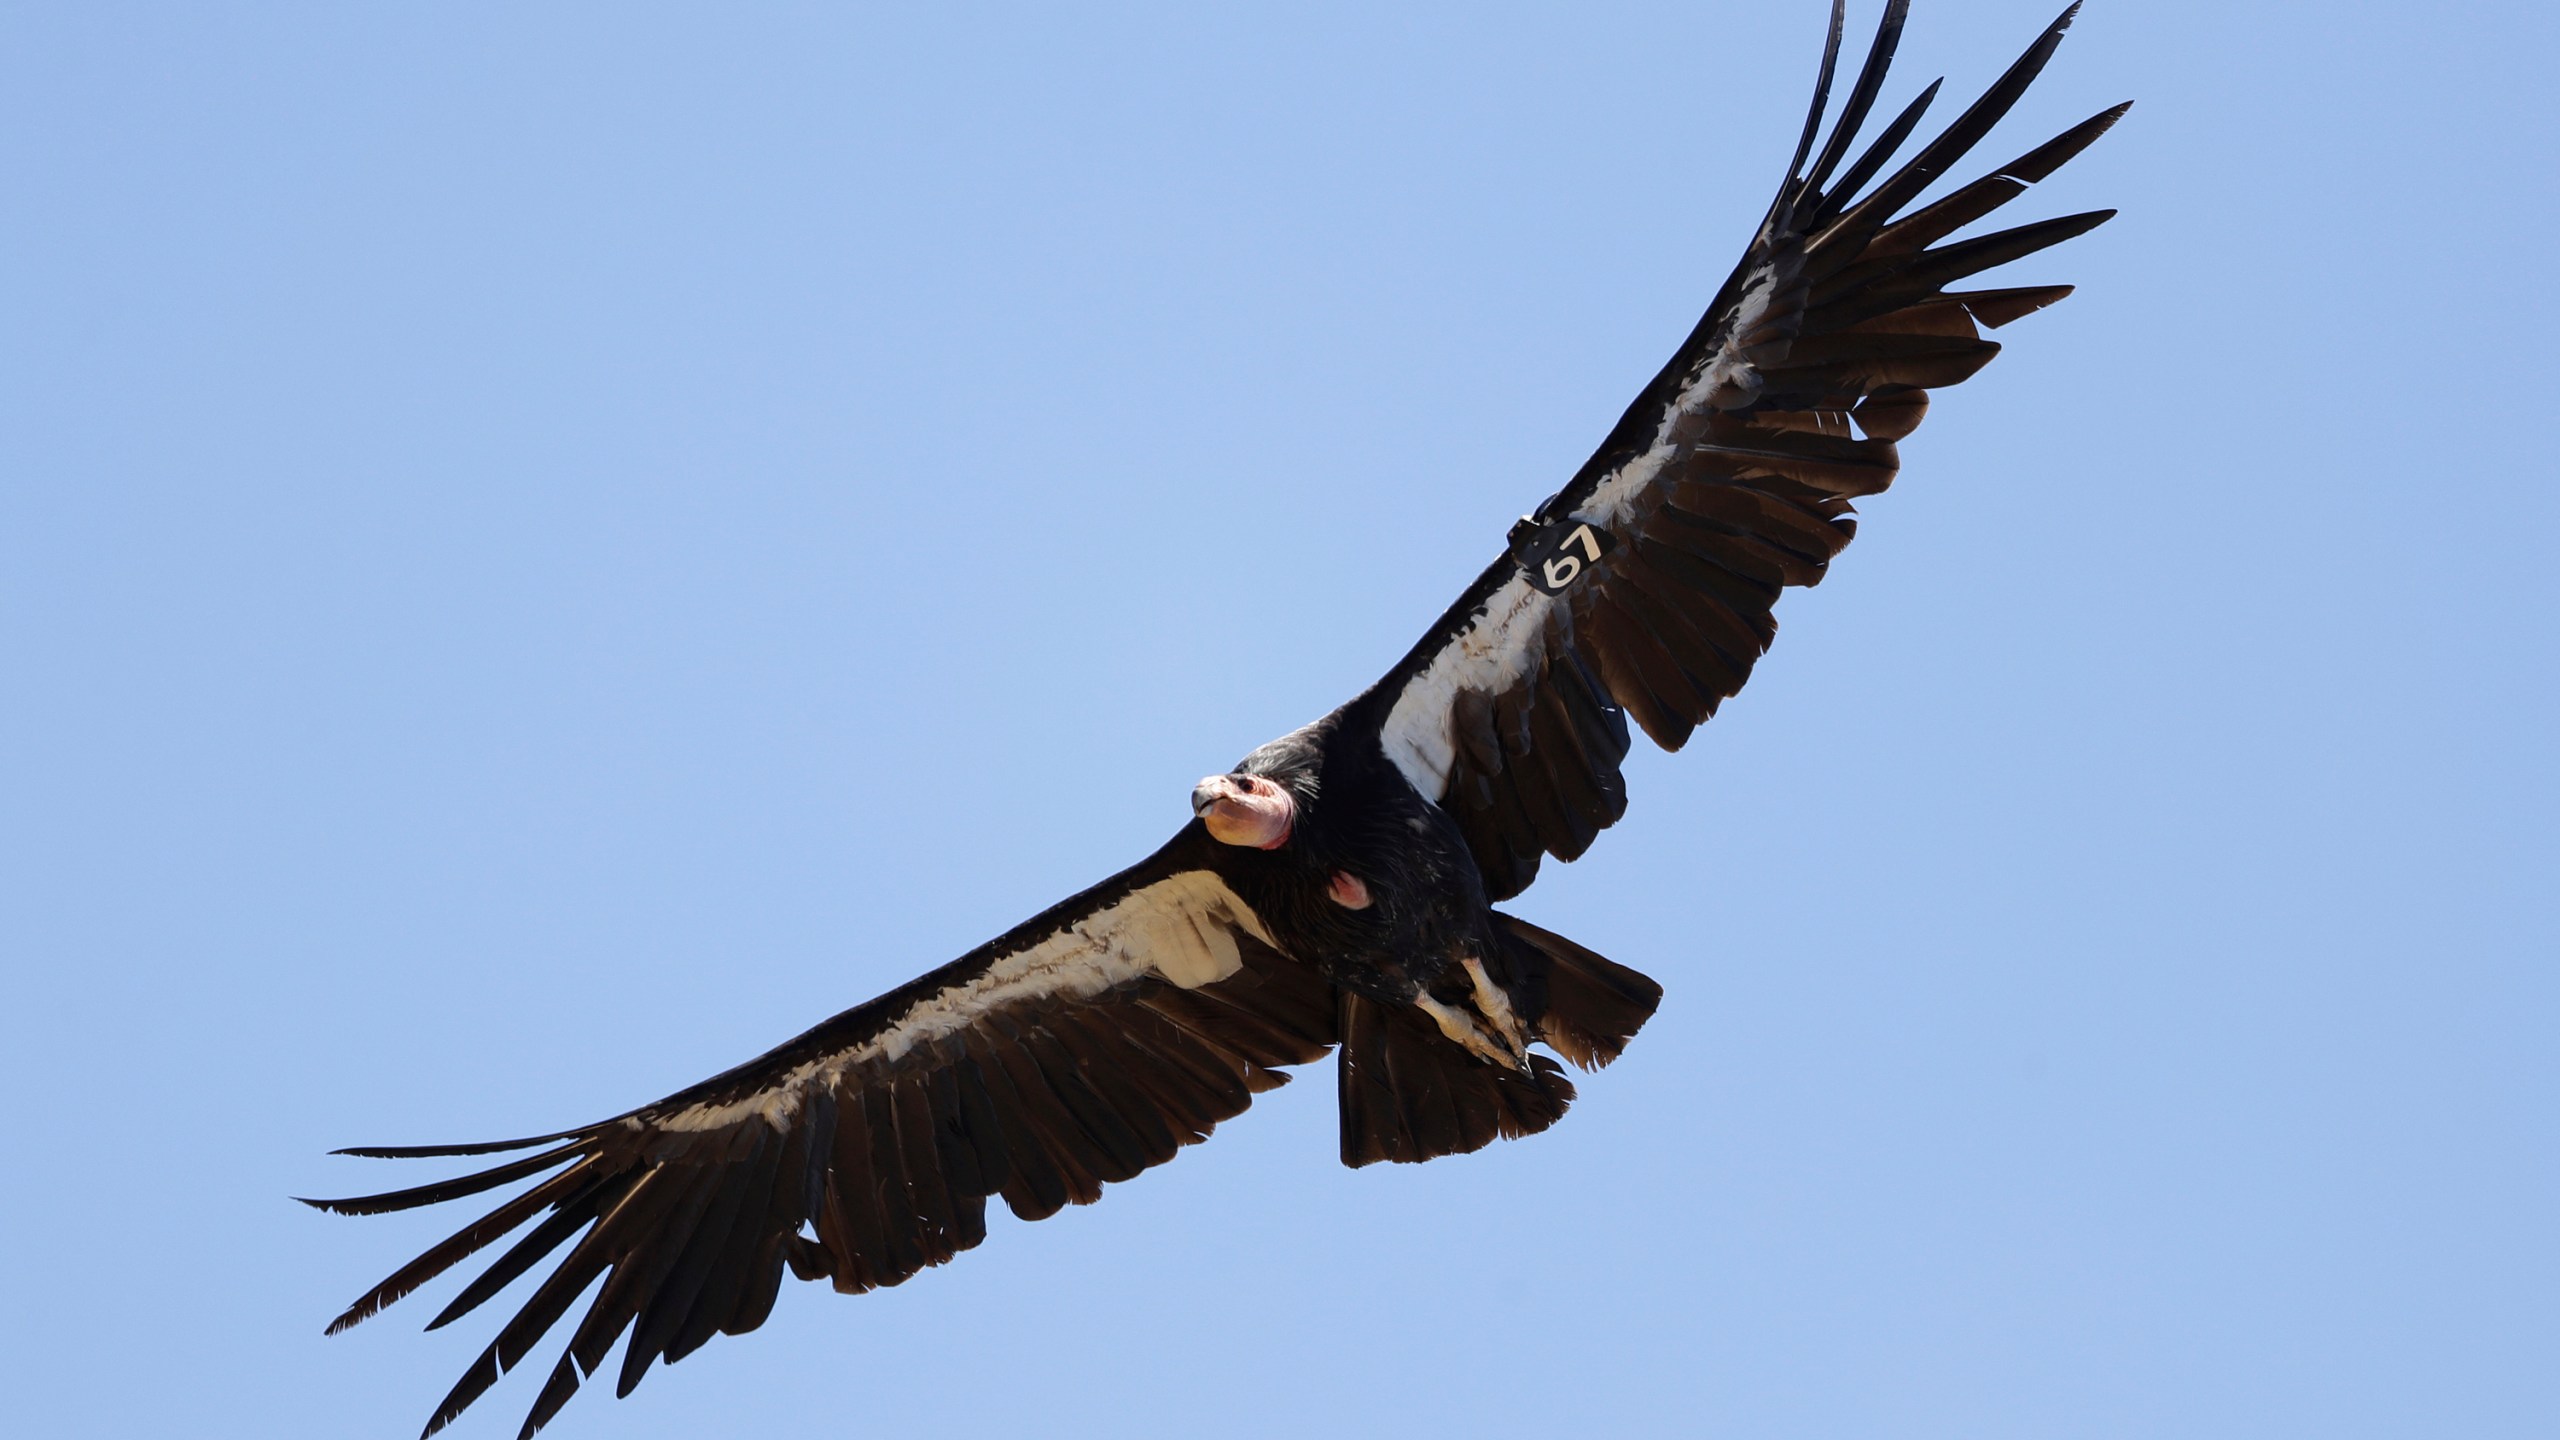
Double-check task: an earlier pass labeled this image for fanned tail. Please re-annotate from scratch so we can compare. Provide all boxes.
[1333,919,1659,1167]
[1336,990,1576,1168]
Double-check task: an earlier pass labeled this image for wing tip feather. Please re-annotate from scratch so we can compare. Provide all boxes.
[331,1131,579,1160]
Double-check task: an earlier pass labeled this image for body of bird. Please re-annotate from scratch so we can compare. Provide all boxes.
[308,6,2127,1436]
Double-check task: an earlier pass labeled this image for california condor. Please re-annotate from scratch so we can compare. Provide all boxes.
[309,4,2124,1434]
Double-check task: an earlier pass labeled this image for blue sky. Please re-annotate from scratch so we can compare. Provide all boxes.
[4,2,2553,1437]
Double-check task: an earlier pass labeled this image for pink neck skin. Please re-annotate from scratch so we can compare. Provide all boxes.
[1198,774,1294,850]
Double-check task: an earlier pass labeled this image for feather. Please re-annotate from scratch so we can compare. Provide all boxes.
[1758,329,2003,395]
[325,1157,605,1335]
[425,1167,686,1435]
[890,1078,963,1263]
[1009,1026,1134,1182]
[1452,685,1505,775]
[661,1133,789,1364]
[1526,691,1620,847]
[1591,587,1729,722]
[425,1170,637,1332]
[1549,645,1633,775]
[1671,482,1857,568]
[1800,0,1911,199]
[816,1086,887,1291]
[1521,697,1608,858]
[726,1108,825,1334]
[1813,209,2115,316]
[1808,79,1944,232]
[1954,284,2076,328]
[721,1232,792,1339]
[622,1130,771,1386]
[923,1063,987,1202]
[300,1140,585,1217]
[1614,557,1753,703]
[1059,1012,1193,1159]
[1121,1003,1256,1114]
[859,1086,926,1282]
[963,1032,1071,1222]
[1499,913,1664,1071]
[1579,598,1696,750]
[517,1350,585,1440]
[1145,968,1332,1069]
[1489,685,1586,858]
[1868,101,2131,257]
[331,1132,579,1160]
[1487,1055,1576,1140]
[982,1028,1109,1203]
[942,1056,1014,1200]
[1852,385,1930,440]
[1628,532,1781,656]
[1781,0,1850,191]
[1379,1005,1465,1160]
[1821,3,2085,244]
[1460,754,1550,896]
[1335,994,1408,1167]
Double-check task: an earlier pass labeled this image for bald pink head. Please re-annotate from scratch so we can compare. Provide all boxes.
[1192,773,1294,849]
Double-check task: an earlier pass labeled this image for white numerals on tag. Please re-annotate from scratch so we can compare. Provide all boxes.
[1520,520,1612,595]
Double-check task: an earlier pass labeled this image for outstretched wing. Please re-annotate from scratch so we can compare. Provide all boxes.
[306,829,1333,1440]
[1365,1,2124,900]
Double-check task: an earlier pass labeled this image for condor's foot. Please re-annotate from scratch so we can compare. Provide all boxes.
[1413,977,1529,1071]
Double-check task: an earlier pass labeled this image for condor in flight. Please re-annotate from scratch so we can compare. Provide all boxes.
[310,5,2123,1434]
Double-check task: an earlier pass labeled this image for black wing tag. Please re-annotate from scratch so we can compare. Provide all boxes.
[1509,516,1615,595]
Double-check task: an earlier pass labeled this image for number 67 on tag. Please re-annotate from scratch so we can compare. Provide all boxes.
[1508,517,1615,595]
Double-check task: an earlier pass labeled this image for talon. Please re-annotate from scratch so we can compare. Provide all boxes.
[1413,988,1531,1070]
[1413,994,1514,1067]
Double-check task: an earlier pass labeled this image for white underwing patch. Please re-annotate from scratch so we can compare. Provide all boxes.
[1378,574,1552,800]
[1376,253,1782,803]
[656,871,1269,1133]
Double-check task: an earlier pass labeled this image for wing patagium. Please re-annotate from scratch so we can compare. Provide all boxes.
[1370,1,2123,900]
[304,839,1332,1440]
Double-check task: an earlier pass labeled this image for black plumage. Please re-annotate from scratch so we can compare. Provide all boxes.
[310,6,2123,1435]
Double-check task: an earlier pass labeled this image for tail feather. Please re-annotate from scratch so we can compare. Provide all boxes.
[1337,992,1574,1169]
[1333,917,1660,1168]
[1494,912,1664,1072]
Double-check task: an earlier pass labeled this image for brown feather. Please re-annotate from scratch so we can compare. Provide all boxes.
[326,1157,605,1335]
[425,1169,637,1332]
[890,1078,965,1264]
[817,1085,888,1291]
[1851,385,1930,440]
[1579,598,1697,750]
[1954,283,2075,328]
[859,1086,927,1282]
[962,1032,1073,1222]
[985,1027,1111,1205]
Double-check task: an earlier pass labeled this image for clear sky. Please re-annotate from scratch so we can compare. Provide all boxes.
[4,2,2553,1437]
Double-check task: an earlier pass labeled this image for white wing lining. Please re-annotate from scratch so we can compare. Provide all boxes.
[656,871,1268,1133]
[1376,252,1792,803]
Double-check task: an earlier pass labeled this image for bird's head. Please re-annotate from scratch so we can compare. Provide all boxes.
[1191,772,1294,849]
